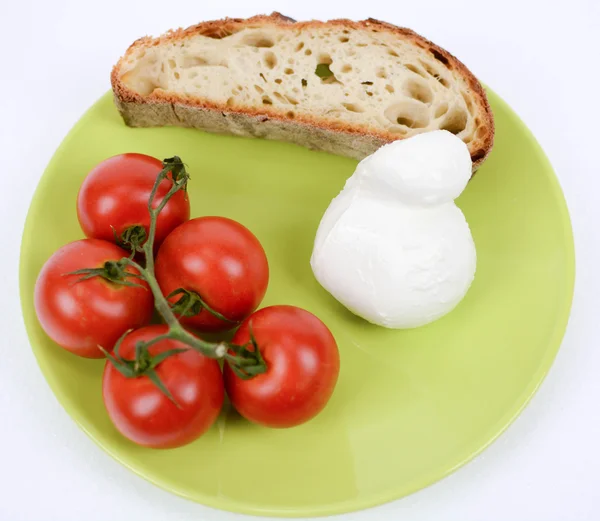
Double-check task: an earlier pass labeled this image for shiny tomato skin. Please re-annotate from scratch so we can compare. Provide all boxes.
[223,306,340,428]
[76,153,190,250]
[155,217,269,332]
[102,325,224,449]
[34,239,153,358]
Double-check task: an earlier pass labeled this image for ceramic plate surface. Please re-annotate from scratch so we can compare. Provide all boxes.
[20,89,574,517]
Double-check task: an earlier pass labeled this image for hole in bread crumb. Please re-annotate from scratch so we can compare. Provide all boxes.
[343,29,350,34]
[285,95,299,105]
[259,73,267,83]
[436,76,450,88]
[316,55,341,84]
[406,64,428,78]
[301,79,308,87]
[342,103,364,113]
[295,42,305,51]
[243,33,274,48]
[174,72,180,79]
[287,111,295,118]
[367,91,373,96]
[318,53,333,65]
[262,96,273,105]
[254,85,264,94]
[341,64,352,73]
[275,78,282,84]
[430,48,450,66]
[226,97,235,107]
[263,52,277,69]
[472,149,486,162]
[405,79,433,104]
[434,102,449,118]
[376,68,388,79]
[202,27,234,39]
[440,106,468,134]
[182,56,208,68]
[397,117,414,126]
[356,43,368,47]
[418,60,437,76]
[389,127,408,135]
[388,49,400,57]
[315,63,333,78]
[339,36,350,43]
[385,84,395,93]
[362,81,373,85]
[168,59,176,69]
[461,91,475,114]
[273,92,287,104]
[305,49,312,56]
[384,101,430,128]
[419,60,450,87]
[285,68,294,75]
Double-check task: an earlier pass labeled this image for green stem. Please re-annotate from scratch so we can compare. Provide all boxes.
[126,258,180,329]
[144,167,169,276]
[123,258,232,361]
[143,157,188,276]
[99,157,266,400]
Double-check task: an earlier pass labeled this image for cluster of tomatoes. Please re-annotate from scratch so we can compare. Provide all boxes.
[34,153,340,449]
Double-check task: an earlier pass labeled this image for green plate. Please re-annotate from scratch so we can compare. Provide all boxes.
[20,89,574,517]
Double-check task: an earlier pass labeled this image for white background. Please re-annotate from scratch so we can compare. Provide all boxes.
[2,1,599,519]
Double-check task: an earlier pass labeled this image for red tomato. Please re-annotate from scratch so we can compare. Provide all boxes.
[76,153,190,250]
[34,239,153,358]
[223,306,340,428]
[102,325,224,448]
[155,217,269,332]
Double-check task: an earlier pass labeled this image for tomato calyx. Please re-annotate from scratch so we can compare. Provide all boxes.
[162,156,189,190]
[167,288,239,325]
[115,224,147,254]
[99,330,188,407]
[225,324,267,379]
[66,259,146,289]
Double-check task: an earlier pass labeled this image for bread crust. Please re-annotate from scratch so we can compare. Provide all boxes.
[111,12,494,170]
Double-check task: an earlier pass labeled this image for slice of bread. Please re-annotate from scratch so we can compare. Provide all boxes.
[111,13,494,170]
